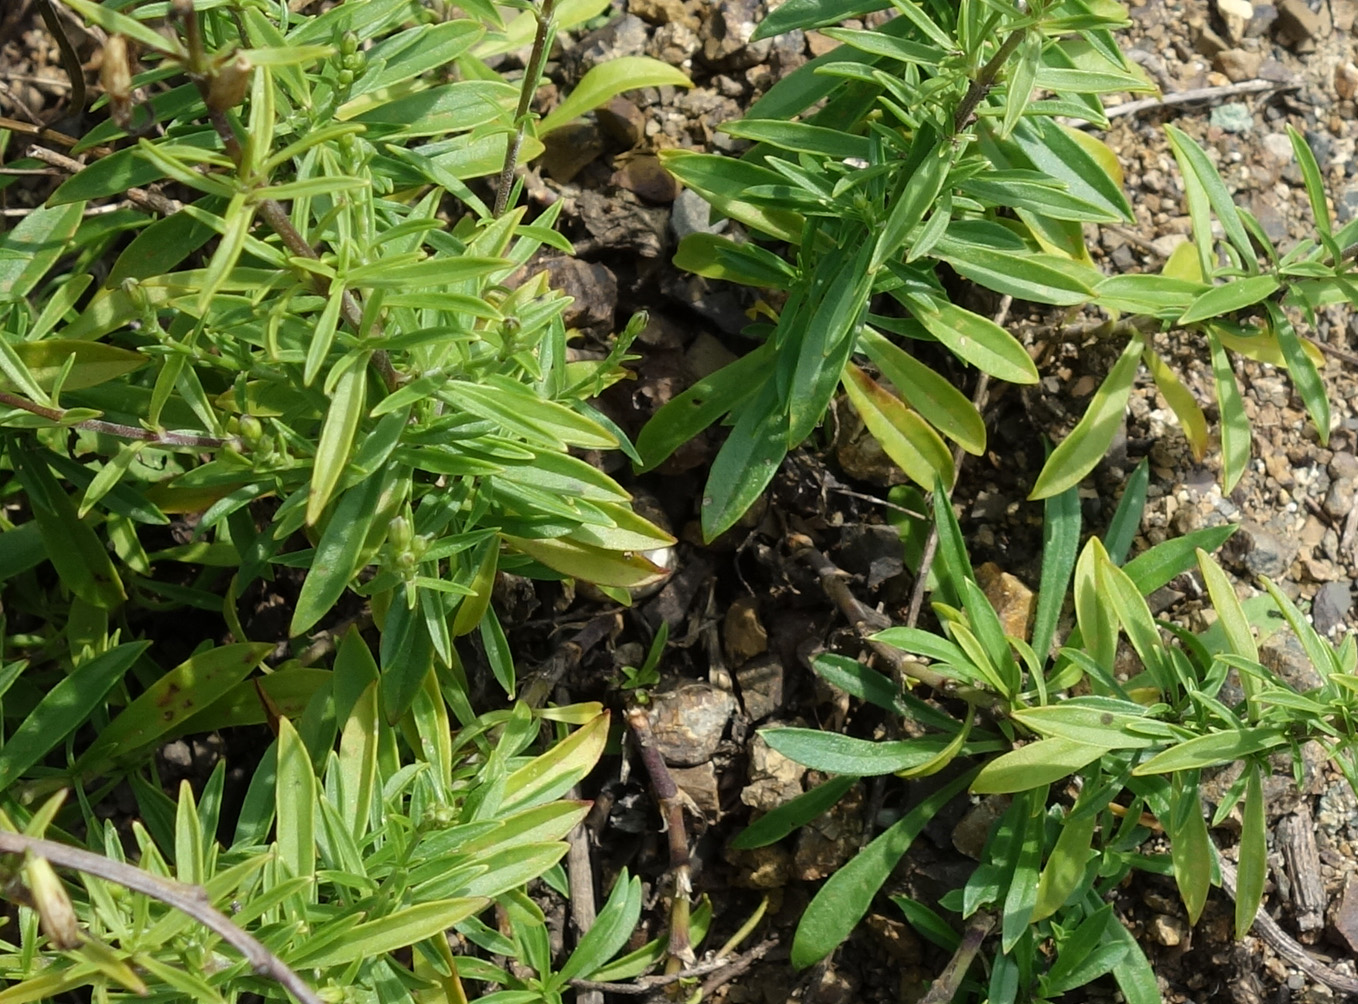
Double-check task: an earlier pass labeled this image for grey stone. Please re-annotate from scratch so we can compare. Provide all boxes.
[670,187,726,240]
[1232,521,1300,578]
[1209,102,1255,133]
[1312,580,1354,635]
[647,683,736,766]
[735,653,785,722]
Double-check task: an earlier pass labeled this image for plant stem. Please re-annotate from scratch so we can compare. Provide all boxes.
[494,0,557,217]
[176,3,398,392]
[954,26,1028,133]
[624,704,695,965]
[0,390,240,450]
[0,830,325,1004]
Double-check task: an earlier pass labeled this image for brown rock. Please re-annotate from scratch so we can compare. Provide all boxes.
[629,0,700,29]
[540,257,618,332]
[596,96,646,147]
[1215,47,1263,81]
[1333,874,1358,953]
[1274,0,1330,45]
[1149,913,1188,946]
[735,653,785,722]
[1337,62,1358,101]
[669,762,721,821]
[976,562,1036,642]
[539,120,606,182]
[865,914,923,965]
[953,795,1011,860]
[647,683,736,766]
[805,30,839,58]
[794,783,864,879]
[741,731,806,811]
[724,595,768,665]
[1215,0,1256,42]
[610,154,682,204]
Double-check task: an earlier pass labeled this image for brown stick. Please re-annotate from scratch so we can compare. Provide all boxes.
[0,831,324,1004]
[791,542,1000,709]
[1218,853,1358,995]
[917,912,996,1004]
[1104,79,1299,120]
[624,705,695,965]
[0,390,240,450]
[494,0,558,216]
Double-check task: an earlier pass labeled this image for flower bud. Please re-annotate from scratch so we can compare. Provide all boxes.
[387,516,412,553]
[100,35,134,128]
[206,51,252,113]
[238,413,264,447]
[25,856,81,951]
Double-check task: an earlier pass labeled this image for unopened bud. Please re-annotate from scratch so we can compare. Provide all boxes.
[101,35,134,128]
[238,413,264,446]
[25,856,81,951]
[387,516,412,553]
[206,51,252,112]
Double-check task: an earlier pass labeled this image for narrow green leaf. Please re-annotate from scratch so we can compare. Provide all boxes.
[1266,301,1330,445]
[1002,787,1046,952]
[1032,808,1097,922]
[294,899,486,969]
[1178,274,1279,324]
[0,202,86,299]
[3,340,145,393]
[1105,462,1148,562]
[1033,477,1080,658]
[700,384,789,541]
[500,711,609,813]
[971,737,1106,794]
[540,57,690,134]
[308,351,370,525]
[1166,125,1255,272]
[556,872,643,984]
[859,328,985,454]
[1196,548,1257,664]
[0,642,150,788]
[1167,776,1211,924]
[730,775,859,849]
[761,728,960,776]
[1030,333,1144,499]
[1235,762,1267,938]
[1133,727,1288,774]
[1144,348,1208,463]
[790,769,977,969]
[1207,329,1250,493]
[77,642,273,769]
[292,465,394,636]
[906,294,1041,384]
[841,364,954,490]
[276,717,317,887]
[1287,125,1332,236]
[873,136,952,270]
[9,441,125,609]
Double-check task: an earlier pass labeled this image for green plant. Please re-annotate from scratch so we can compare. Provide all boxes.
[638,0,1350,540]
[0,0,696,997]
[735,474,1358,1002]
[0,631,627,1001]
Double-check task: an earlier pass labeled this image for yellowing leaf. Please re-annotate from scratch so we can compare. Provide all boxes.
[1143,348,1207,462]
[1029,333,1144,499]
[841,364,954,490]
[540,58,691,135]
[1,341,144,393]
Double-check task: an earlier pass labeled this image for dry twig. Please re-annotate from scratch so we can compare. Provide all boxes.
[1103,79,1298,120]
[1219,853,1358,995]
[0,831,324,1004]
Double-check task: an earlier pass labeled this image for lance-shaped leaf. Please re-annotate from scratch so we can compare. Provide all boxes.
[841,364,955,490]
[1030,333,1144,499]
